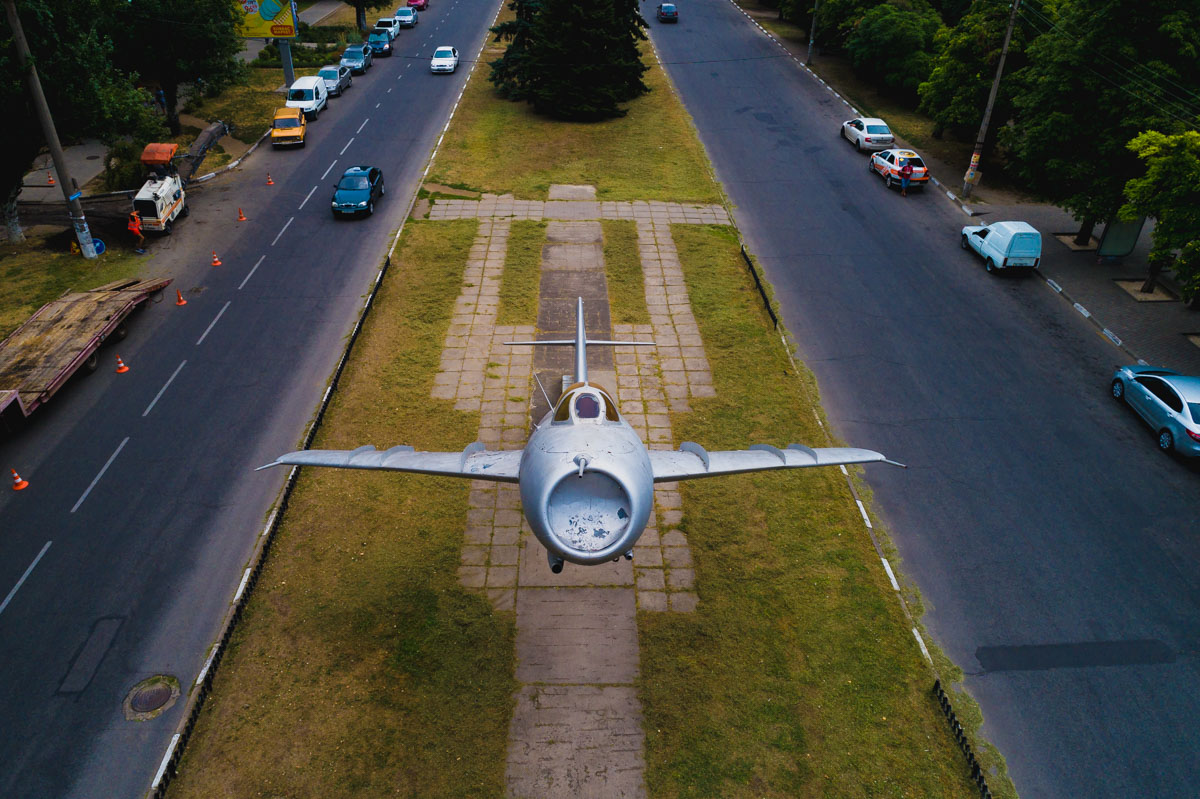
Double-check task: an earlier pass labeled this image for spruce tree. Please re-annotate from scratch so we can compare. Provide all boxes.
[489,0,543,100]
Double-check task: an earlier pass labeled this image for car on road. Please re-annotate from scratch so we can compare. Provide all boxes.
[960,220,1041,273]
[395,7,418,25]
[331,166,386,218]
[374,17,400,38]
[1111,366,1200,457]
[430,45,459,73]
[285,75,328,120]
[341,43,373,74]
[270,107,307,148]
[408,0,428,10]
[317,64,352,97]
[869,148,929,191]
[368,31,394,56]
[841,117,894,151]
[656,3,679,21]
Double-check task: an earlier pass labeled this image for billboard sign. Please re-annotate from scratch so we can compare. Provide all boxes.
[237,0,299,38]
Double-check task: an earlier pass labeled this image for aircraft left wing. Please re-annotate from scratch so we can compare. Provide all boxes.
[257,443,522,483]
[648,442,901,482]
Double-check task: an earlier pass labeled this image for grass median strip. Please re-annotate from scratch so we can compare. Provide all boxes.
[603,219,650,326]
[168,219,517,799]
[496,220,544,326]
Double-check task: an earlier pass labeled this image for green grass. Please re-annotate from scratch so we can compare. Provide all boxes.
[603,219,650,325]
[167,219,518,799]
[0,232,153,339]
[637,223,981,799]
[430,39,721,202]
[184,67,318,144]
[496,220,544,325]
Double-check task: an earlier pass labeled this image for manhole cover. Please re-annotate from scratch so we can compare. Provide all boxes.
[130,682,172,713]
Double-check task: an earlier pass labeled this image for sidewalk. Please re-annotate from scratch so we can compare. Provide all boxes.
[19,140,108,203]
[734,2,1200,377]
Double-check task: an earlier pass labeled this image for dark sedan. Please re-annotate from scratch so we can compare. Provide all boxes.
[340,44,373,74]
[656,3,678,22]
[331,166,386,218]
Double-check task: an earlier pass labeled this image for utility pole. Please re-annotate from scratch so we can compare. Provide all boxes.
[278,38,296,87]
[4,0,97,258]
[962,0,1021,198]
[805,0,821,65]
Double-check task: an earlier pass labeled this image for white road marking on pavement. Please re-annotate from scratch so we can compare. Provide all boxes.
[151,734,181,790]
[271,216,294,246]
[238,255,266,290]
[142,360,187,417]
[320,159,338,180]
[71,437,129,513]
[0,541,52,616]
[375,102,380,108]
[340,137,355,155]
[881,558,900,591]
[356,118,369,134]
[298,185,318,210]
[196,301,231,346]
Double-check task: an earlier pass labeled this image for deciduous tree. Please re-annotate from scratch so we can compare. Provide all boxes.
[846,3,942,98]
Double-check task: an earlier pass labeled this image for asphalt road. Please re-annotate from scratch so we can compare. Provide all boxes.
[0,3,499,796]
[647,2,1200,797]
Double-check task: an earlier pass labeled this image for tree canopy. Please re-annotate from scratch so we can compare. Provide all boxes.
[846,3,942,99]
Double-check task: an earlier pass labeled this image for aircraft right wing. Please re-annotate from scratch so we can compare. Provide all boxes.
[256,443,522,483]
[647,442,901,482]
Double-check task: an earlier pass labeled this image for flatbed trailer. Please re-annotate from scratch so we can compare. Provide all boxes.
[0,277,171,428]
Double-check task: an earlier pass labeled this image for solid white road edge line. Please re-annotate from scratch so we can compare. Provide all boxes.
[271,216,294,246]
[340,137,355,155]
[151,734,181,789]
[238,255,266,290]
[320,159,338,180]
[142,360,187,417]
[70,437,129,513]
[0,541,52,616]
[298,185,318,210]
[196,301,231,346]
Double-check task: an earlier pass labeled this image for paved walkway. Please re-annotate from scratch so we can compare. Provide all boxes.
[434,185,714,796]
[429,196,731,225]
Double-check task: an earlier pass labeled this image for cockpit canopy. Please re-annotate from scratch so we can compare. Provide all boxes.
[553,383,621,423]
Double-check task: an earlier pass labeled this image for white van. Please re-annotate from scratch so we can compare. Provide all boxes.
[960,220,1042,273]
[285,76,329,120]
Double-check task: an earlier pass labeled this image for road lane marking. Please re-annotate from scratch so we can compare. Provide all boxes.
[71,437,128,513]
[375,102,380,108]
[298,185,318,210]
[196,301,231,346]
[356,118,369,134]
[142,360,187,417]
[320,159,338,180]
[271,216,294,246]
[238,255,266,290]
[0,541,51,616]
[387,87,392,93]
[340,137,355,155]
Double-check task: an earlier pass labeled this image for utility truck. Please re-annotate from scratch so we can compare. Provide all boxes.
[133,143,188,234]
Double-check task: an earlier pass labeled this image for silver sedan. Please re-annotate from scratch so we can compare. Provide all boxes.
[1111,365,1200,457]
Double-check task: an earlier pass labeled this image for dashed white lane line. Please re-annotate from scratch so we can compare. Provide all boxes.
[71,437,129,513]
[320,159,338,180]
[356,117,369,134]
[340,137,355,155]
[0,541,52,616]
[196,301,231,346]
[239,255,265,290]
[298,185,318,210]
[142,360,187,417]
[375,102,381,108]
[271,216,294,246]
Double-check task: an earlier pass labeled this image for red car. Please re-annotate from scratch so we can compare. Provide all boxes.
[408,0,428,9]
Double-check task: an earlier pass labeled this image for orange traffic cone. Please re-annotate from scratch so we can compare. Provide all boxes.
[237,207,247,222]
[211,250,223,266]
[175,289,187,306]
[115,355,130,373]
[47,171,55,186]
[11,468,29,491]
[266,173,274,185]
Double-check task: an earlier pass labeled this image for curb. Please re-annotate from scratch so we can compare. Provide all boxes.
[187,131,271,185]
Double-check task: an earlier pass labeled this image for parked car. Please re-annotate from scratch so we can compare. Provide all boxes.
[285,75,328,120]
[395,7,418,25]
[869,148,929,191]
[430,45,458,73]
[374,17,400,37]
[408,0,428,10]
[656,3,678,21]
[368,31,393,56]
[841,117,894,151]
[270,107,307,148]
[340,43,373,74]
[960,221,1042,273]
[331,166,386,218]
[1111,366,1200,457]
[317,64,352,96]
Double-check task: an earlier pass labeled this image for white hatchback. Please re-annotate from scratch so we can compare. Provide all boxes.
[841,117,894,152]
[430,45,458,73]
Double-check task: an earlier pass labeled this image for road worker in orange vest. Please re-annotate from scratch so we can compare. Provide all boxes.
[128,210,146,254]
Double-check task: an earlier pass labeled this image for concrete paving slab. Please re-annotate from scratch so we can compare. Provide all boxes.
[514,588,639,684]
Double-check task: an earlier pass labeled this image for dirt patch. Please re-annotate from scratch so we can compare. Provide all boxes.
[423,182,481,198]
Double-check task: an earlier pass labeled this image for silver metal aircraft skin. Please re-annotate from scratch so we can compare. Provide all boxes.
[259,298,901,572]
